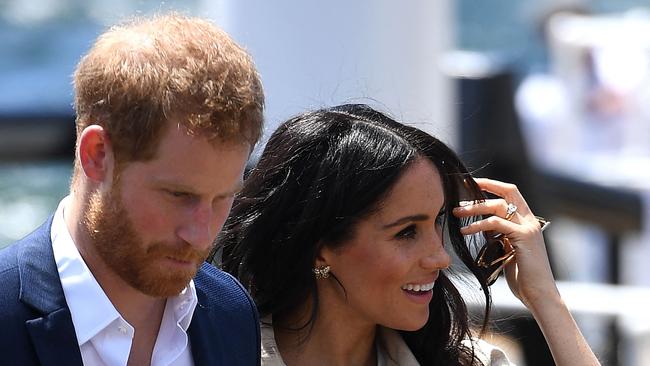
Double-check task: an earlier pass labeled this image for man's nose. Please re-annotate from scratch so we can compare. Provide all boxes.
[176,205,217,251]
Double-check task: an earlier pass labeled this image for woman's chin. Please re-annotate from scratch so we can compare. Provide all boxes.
[385,313,429,332]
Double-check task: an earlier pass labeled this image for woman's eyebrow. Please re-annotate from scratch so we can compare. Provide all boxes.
[382,214,429,229]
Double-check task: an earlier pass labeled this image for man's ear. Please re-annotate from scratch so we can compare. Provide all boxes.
[78,125,114,183]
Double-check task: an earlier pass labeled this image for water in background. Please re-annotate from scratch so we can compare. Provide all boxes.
[0,160,71,248]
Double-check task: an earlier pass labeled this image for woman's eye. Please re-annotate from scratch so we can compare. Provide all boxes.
[395,225,417,240]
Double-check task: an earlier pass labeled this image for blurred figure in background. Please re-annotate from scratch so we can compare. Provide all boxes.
[0,13,264,366]
[515,2,591,167]
[517,1,650,293]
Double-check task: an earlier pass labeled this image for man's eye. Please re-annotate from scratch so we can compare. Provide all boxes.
[435,211,446,227]
[169,191,189,198]
[395,225,417,240]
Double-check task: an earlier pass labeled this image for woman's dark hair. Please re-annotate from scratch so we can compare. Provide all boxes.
[215,104,492,365]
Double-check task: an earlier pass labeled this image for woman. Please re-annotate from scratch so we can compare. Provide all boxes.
[216,104,599,365]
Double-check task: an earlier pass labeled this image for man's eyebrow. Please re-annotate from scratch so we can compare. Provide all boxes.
[382,214,430,229]
[152,178,244,197]
[152,178,192,191]
[226,181,244,196]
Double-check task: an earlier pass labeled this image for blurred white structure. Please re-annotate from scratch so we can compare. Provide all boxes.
[541,10,650,287]
[517,10,650,365]
[548,10,650,157]
[200,0,455,150]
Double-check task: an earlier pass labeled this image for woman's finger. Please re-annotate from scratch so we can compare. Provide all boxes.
[454,199,515,220]
[459,215,521,238]
[473,178,532,215]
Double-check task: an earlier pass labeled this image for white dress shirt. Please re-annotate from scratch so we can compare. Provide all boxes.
[51,196,197,366]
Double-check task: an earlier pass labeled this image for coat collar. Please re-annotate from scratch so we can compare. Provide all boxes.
[17,216,84,366]
[187,263,223,365]
[18,216,68,313]
[259,321,421,366]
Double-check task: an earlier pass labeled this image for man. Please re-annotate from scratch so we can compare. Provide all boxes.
[0,13,264,365]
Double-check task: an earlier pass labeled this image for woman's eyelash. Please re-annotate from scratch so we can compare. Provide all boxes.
[395,225,417,239]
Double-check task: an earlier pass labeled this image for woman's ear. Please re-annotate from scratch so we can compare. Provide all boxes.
[314,242,333,268]
[314,244,334,280]
[78,125,114,183]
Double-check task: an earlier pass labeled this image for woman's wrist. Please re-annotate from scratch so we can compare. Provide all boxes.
[526,289,567,320]
[525,290,601,366]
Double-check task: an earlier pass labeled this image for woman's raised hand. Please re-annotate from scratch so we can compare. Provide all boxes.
[452,178,559,311]
[454,178,601,366]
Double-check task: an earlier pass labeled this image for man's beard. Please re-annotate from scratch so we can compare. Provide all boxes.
[84,183,211,298]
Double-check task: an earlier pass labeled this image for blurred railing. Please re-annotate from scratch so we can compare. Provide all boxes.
[0,112,75,161]
[0,113,74,247]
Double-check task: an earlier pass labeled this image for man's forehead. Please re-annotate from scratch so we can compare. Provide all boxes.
[157,121,250,152]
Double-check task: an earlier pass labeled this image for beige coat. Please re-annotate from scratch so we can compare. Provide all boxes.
[260,321,515,366]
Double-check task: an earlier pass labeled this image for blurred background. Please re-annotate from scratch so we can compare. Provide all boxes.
[2,0,650,364]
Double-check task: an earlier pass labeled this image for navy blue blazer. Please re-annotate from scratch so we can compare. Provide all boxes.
[0,216,261,365]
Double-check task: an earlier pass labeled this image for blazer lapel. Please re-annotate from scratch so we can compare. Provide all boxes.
[18,217,84,366]
[188,287,222,365]
[26,309,84,366]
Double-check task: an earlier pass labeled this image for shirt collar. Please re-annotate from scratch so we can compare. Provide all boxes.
[168,278,198,331]
[51,196,198,345]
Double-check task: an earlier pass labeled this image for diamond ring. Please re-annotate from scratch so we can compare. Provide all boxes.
[504,203,517,221]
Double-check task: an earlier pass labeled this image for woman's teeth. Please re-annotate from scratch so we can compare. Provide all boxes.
[401,282,435,292]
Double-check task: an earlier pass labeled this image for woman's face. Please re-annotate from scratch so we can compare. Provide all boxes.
[319,158,451,331]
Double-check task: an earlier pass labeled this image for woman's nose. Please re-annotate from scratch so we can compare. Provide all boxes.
[420,235,451,270]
